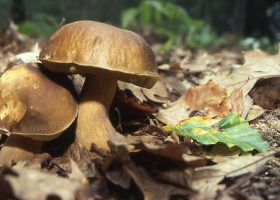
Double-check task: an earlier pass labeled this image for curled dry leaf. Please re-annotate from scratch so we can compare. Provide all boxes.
[214,47,280,117]
[114,88,157,114]
[133,142,208,168]
[180,52,217,73]
[104,144,195,200]
[156,96,193,125]
[250,78,280,110]
[188,151,275,198]
[106,164,131,189]
[142,80,170,103]
[118,80,169,104]
[124,164,192,200]
[246,105,265,121]
[185,81,231,117]
[215,48,280,94]
[23,153,52,171]
[0,167,83,200]
[229,88,244,113]
[118,81,147,102]
[157,81,244,125]
[161,75,190,96]
[67,143,96,179]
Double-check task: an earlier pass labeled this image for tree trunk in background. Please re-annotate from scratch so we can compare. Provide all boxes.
[11,0,26,23]
[0,0,11,32]
[233,0,247,35]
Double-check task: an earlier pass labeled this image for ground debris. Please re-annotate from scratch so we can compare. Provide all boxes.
[0,25,280,200]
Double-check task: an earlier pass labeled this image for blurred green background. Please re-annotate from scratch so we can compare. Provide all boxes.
[1,0,280,51]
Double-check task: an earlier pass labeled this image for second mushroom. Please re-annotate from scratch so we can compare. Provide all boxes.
[0,63,77,166]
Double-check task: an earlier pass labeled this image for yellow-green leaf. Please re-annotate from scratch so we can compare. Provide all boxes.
[164,113,270,152]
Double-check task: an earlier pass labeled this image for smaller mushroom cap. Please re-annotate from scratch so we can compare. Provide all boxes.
[0,63,78,141]
[39,20,159,88]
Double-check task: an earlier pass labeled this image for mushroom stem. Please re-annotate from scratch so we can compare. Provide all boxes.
[0,135,43,166]
[76,75,117,150]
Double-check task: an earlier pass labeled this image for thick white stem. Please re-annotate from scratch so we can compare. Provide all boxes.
[0,135,43,166]
[76,75,117,150]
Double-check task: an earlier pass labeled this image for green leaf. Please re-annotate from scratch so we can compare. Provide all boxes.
[121,8,139,28]
[164,113,270,152]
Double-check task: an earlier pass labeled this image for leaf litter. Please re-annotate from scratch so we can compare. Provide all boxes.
[0,25,279,200]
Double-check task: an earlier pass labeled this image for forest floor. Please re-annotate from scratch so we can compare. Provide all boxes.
[0,23,279,200]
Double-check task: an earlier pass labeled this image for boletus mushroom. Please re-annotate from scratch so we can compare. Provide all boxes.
[39,20,159,150]
[0,63,77,166]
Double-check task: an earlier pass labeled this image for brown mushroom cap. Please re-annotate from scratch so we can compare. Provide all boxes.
[39,20,159,88]
[0,63,78,141]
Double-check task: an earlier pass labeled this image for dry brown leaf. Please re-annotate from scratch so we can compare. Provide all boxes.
[156,96,193,125]
[215,48,280,94]
[250,78,280,110]
[115,89,157,113]
[106,165,131,189]
[214,47,280,117]
[126,134,162,144]
[133,142,208,168]
[105,144,195,200]
[229,88,244,113]
[157,81,244,125]
[162,75,190,96]
[180,52,217,73]
[0,167,82,200]
[67,143,96,179]
[142,80,170,103]
[118,81,147,102]
[246,105,265,121]
[188,151,274,198]
[185,81,231,117]
[23,153,52,170]
[124,164,192,200]
[118,80,169,104]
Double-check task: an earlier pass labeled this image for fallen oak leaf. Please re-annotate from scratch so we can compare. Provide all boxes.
[118,81,147,102]
[142,80,170,104]
[67,143,96,179]
[214,47,280,117]
[188,151,275,198]
[180,52,217,73]
[156,81,244,125]
[124,164,192,200]
[164,113,270,152]
[152,168,194,190]
[118,80,169,104]
[156,96,193,125]
[215,48,280,95]
[246,105,265,121]
[114,88,157,113]
[68,159,88,184]
[106,164,131,189]
[184,81,231,117]
[104,143,195,200]
[0,166,83,200]
[133,142,208,168]
[249,77,280,110]
[229,88,244,113]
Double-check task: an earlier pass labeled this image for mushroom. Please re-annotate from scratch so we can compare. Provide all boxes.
[0,63,77,166]
[39,20,159,150]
